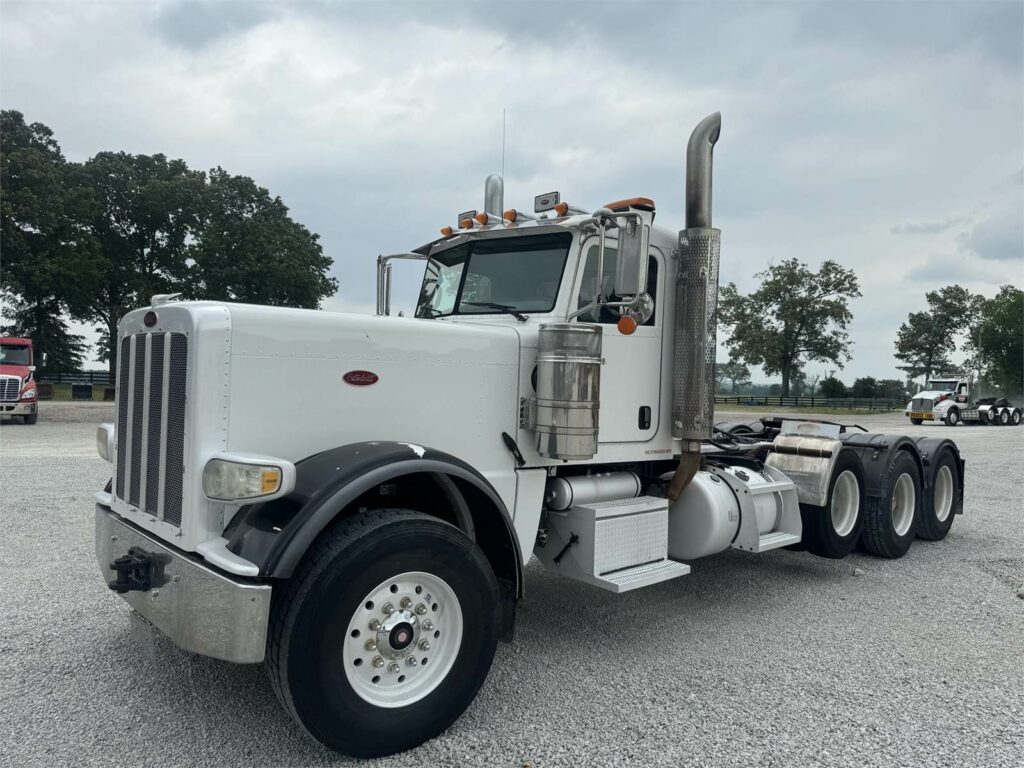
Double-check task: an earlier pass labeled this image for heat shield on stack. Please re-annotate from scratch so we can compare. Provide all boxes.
[672,227,720,447]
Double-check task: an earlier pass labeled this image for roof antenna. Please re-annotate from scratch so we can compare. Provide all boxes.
[501,108,506,179]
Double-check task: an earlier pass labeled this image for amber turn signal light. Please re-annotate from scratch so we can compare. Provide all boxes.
[617,315,638,335]
[440,226,453,237]
[474,212,489,225]
[554,202,569,217]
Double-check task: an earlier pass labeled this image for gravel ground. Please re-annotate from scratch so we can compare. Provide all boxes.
[1,403,1022,767]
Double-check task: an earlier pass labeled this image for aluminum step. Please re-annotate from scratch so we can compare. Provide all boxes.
[755,531,801,552]
[592,559,691,593]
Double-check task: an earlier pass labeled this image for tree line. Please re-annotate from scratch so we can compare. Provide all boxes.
[1,110,337,376]
[716,259,1023,399]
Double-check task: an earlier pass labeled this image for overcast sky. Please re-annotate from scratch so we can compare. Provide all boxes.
[2,0,1022,381]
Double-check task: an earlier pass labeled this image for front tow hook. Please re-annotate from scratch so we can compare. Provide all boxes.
[108,548,153,593]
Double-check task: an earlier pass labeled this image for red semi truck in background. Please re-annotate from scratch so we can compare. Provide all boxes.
[0,337,39,424]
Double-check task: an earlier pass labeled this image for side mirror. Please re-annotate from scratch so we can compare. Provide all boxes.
[613,215,649,297]
[28,365,36,373]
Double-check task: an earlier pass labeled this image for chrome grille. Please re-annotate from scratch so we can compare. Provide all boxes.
[0,376,21,402]
[114,332,188,526]
[911,398,933,412]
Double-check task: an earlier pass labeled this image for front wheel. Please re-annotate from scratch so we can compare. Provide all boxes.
[267,508,500,758]
[910,418,923,425]
[944,408,959,426]
[23,410,38,425]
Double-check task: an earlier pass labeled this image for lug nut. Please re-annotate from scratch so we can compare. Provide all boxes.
[406,656,418,667]
[388,662,401,674]
[365,640,377,652]
[399,596,412,609]
[415,604,428,615]
[369,619,381,631]
[382,603,394,615]
[422,620,434,631]
[419,640,430,651]
[372,656,385,668]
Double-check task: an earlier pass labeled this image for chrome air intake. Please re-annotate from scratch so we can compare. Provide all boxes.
[535,323,603,460]
[668,112,721,499]
[484,174,504,219]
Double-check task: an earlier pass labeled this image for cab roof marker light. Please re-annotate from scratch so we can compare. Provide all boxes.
[474,212,502,226]
[502,208,537,223]
[553,202,590,217]
[440,226,453,237]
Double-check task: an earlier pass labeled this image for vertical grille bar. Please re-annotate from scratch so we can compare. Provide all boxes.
[144,333,166,515]
[128,335,147,507]
[163,334,188,527]
[115,336,131,498]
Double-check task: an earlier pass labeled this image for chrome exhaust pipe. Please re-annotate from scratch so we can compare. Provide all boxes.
[668,112,722,501]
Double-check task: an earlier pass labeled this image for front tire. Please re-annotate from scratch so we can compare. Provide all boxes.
[23,411,38,425]
[944,408,959,426]
[267,508,500,758]
[910,418,923,425]
[800,449,866,559]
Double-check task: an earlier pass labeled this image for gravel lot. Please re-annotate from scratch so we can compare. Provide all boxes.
[2,403,1022,767]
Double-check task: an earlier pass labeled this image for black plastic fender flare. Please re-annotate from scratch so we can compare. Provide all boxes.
[912,435,966,516]
[838,433,925,501]
[223,441,523,594]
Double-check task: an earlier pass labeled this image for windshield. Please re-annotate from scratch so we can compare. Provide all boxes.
[927,380,957,391]
[415,232,572,318]
[0,345,31,366]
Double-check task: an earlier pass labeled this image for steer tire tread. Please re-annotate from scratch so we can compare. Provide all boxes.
[267,508,418,729]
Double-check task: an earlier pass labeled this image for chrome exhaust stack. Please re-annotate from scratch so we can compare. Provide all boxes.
[667,112,722,501]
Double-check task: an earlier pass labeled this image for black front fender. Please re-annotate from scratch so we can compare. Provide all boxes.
[223,441,523,592]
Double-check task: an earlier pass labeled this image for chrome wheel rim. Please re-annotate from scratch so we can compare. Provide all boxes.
[343,571,463,708]
[890,473,915,536]
[933,465,954,523]
[830,470,860,537]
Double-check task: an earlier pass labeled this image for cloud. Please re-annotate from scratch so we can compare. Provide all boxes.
[892,217,967,235]
[1,0,1021,379]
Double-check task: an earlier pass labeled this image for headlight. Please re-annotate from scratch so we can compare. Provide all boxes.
[96,423,115,462]
[21,387,36,400]
[202,457,292,502]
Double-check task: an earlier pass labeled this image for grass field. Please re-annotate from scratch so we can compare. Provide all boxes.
[39,383,113,402]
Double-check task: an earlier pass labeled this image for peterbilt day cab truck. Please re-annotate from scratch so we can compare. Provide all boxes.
[94,114,967,758]
[906,375,1022,426]
[0,337,39,424]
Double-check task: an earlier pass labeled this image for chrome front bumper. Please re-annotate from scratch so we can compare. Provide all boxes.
[95,504,271,663]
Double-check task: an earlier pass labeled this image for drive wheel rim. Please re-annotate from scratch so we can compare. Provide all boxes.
[999,410,1010,425]
[1013,411,1021,425]
[890,473,915,536]
[343,571,463,709]
[933,465,954,523]
[830,469,860,537]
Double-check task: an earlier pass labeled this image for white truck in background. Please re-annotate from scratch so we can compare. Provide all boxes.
[906,374,1022,426]
[94,113,967,758]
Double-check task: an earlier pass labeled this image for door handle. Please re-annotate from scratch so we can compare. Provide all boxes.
[638,406,651,430]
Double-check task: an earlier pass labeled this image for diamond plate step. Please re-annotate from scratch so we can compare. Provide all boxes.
[593,559,691,593]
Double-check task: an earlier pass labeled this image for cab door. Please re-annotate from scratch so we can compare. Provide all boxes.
[571,239,664,444]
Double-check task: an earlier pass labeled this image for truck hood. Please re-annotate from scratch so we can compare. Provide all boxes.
[0,364,30,379]
[911,390,953,400]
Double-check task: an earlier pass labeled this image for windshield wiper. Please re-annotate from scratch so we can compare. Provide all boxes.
[462,301,528,322]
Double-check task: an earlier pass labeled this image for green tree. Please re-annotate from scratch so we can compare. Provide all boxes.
[876,379,907,400]
[1,110,96,370]
[820,376,847,398]
[72,152,207,375]
[186,168,337,308]
[718,359,751,394]
[718,259,860,397]
[894,285,983,387]
[851,376,878,398]
[966,285,1023,398]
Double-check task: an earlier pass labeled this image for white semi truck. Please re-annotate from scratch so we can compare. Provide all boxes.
[906,374,1022,426]
[94,113,967,758]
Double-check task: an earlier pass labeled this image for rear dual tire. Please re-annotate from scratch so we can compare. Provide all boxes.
[917,449,958,541]
[862,451,921,558]
[800,450,866,559]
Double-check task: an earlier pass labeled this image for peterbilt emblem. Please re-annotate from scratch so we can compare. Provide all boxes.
[343,370,379,386]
